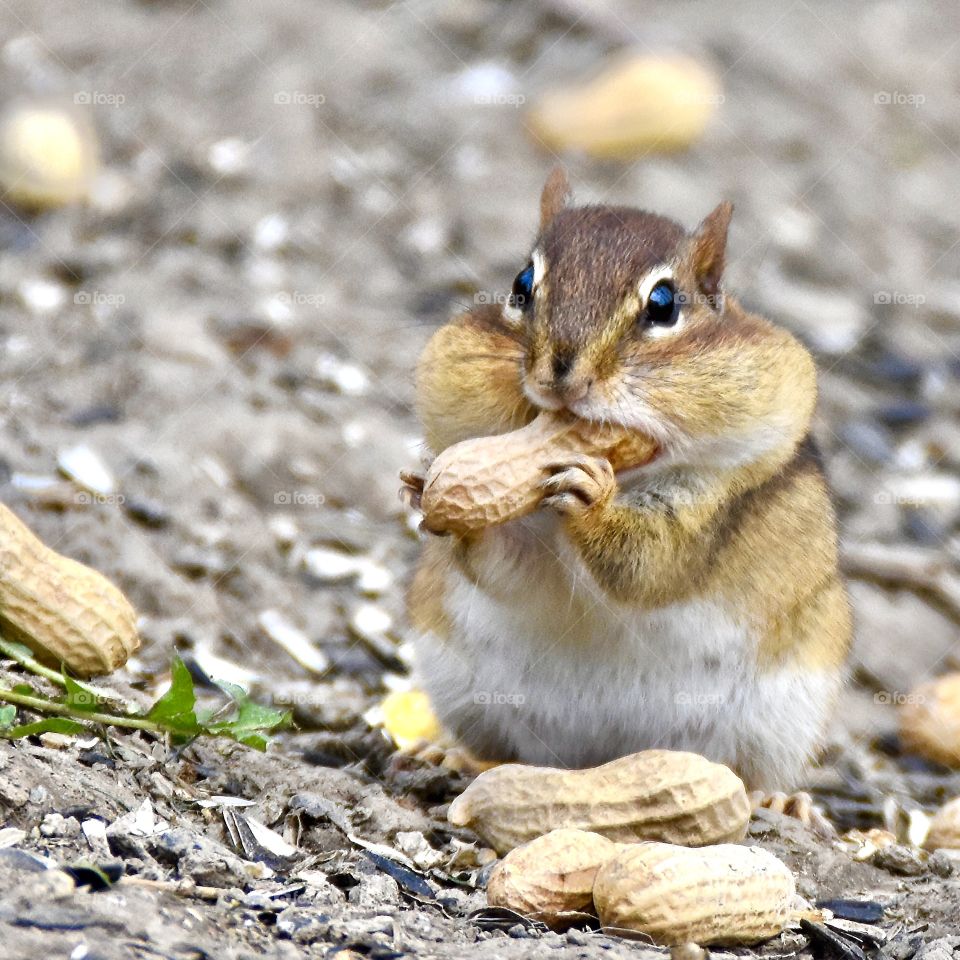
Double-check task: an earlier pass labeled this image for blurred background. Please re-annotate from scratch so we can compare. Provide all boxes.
[1,0,959,761]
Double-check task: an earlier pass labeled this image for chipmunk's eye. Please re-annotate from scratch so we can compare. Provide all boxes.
[511,264,535,309]
[645,281,677,326]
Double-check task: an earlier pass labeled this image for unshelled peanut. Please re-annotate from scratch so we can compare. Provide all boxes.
[418,411,657,536]
[447,749,750,854]
[0,504,139,676]
[486,828,620,928]
[593,841,796,945]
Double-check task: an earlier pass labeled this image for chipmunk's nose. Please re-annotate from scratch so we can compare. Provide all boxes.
[552,348,575,380]
[532,348,592,406]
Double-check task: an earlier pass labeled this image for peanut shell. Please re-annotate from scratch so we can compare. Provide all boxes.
[447,749,750,855]
[419,411,657,536]
[0,503,139,676]
[486,828,620,928]
[593,841,796,945]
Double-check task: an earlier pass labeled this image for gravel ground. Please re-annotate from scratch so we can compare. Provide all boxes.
[1,0,960,957]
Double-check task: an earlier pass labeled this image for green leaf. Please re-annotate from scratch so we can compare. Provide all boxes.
[207,679,291,750]
[63,671,100,713]
[146,657,200,737]
[0,705,16,729]
[3,717,86,738]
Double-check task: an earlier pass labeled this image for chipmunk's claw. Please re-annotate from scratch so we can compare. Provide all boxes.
[751,790,837,839]
[398,469,425,511]
[541,454,616,515]
[402,738,502,776]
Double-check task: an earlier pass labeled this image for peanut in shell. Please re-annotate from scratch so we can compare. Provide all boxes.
[923,796,960,851]
[898,672,960,768]
[418,411,657,536]
[486,828,620,928]
[0,503,139,676]
[447,749,750,855]
[593,841,796,946]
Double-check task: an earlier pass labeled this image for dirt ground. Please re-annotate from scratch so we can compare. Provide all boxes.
[1,0,960,957]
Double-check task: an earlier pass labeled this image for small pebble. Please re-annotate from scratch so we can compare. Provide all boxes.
[10,472,60,493]
[258,608,329,675]
[838,421,894,465]
[268,515,299,549]
[253,213,289,251]
[872,843,926,876]
[207,137,250,177]
[356,559,393,596]
[19,278,66,314]
[877,401,931,428]
[81,818,108,844]
[303,546,358,582]
[39,813,81,838]
[58,444,115,496]
[928,849,954,878]
[124,497,170,528]
[314,352,369,396]
[350,603,392,638]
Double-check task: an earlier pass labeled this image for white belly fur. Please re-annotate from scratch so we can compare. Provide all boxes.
[413,517,837,789]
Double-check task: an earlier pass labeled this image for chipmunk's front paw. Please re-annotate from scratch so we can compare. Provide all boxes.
[541,455,616,515]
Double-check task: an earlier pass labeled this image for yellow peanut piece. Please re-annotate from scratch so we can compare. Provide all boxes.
[593,841,796,946]
[419,411,657,536]
[924,796,960,851]
[528,55,721,159]
[379,688,442,751]
[0,103,99,210]
[899,672,960,767]
[487,828,621,929]
[447,749,751,855]
[0,504,139,677]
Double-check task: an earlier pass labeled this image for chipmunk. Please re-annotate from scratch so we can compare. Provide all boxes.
[403,168,851,812]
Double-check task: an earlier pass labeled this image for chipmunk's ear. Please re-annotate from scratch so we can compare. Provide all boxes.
[689,201,733,300]
[540,166,571,231]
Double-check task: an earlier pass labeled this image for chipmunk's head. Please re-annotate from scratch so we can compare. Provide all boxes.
[509,168,812,464]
